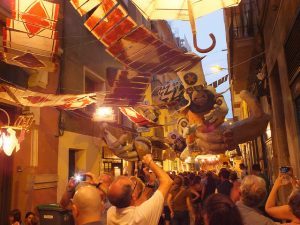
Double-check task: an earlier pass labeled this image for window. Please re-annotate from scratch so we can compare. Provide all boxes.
[83,66,105,114]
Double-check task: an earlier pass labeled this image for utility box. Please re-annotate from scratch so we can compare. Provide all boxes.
[37,204,74,225]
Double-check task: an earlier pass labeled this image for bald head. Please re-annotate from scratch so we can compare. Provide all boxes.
[108,176,133,208]
[73,185,103,213]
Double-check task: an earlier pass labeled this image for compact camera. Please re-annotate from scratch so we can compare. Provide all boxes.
[74,173,87,183]
[279,166,291,174]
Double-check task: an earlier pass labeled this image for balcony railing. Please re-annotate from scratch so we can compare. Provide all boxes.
[230,0,259,39]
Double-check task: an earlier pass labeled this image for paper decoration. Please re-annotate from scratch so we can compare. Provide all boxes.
[6,19,58,39]
[3,28,59,57]
[177,62,206,89]
[106,26,199,74]
[84,0,137,47]
[70,0,101,16]
[208,74,229,88]
[70,0,203,74]
[0,0,60,71]
[119,107,158,127]
[0,84,99,110]
[130,0,241,21]
[156,79,184,103]
[104,68,151,106]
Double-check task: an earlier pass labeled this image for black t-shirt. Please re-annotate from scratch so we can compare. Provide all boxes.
[217,180,233,196]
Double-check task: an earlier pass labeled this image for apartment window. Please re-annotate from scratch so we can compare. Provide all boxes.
[83,66,105,114]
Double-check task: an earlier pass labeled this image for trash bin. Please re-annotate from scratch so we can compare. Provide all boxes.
[37,204,74,225]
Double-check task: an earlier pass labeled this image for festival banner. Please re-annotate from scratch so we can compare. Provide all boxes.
[119,107,158,127]
[208,74,229,88]
[0,84,98,110]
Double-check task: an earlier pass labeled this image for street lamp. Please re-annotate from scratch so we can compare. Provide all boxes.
[210,65,227,73]
[93,107,116,122]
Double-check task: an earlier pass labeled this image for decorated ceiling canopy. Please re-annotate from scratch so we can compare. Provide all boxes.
[106,26,200,74]
[70,0,203,74]
[0,0,60,71]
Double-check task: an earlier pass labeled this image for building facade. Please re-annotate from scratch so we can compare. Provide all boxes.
[225,0,300,182]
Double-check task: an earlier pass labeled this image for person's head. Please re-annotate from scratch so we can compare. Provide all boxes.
[191,176,202,191]
[229,171,238,182]
[107,176,139,208]
[230,179,241,203]
[173,176,183,187]
[25,212,35,225]
[239,163,246,170]
[9,209,21,224]
[252,164,261,175]
[219,168,230,181]
[129,176,145,202]
[288,189,300,219]
[240,175,266,207]
[99,173,114,187]
[72,185,103,224]
[203,194,243,225]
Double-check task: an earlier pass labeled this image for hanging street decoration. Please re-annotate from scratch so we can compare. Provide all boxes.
[70,0,203,75]
[129,0,241,53]
[104,68,151,106]
[0,84,99,110]
[0,0,60,71]
[0,0,271,161]
[119,107,158,128]
[102,123,152,161]
[209,74,229,88]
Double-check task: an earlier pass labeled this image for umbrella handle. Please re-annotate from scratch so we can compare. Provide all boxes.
[192,32,216,53]
[188,0,216,53]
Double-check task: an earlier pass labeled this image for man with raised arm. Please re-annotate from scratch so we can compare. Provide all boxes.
[107,154,173,225]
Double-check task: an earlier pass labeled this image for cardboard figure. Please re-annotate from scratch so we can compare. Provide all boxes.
[102,124,152,161]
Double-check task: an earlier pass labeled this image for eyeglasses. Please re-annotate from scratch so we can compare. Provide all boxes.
[186,85,204,95]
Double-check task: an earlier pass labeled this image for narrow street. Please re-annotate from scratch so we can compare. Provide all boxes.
[0,1,299,225]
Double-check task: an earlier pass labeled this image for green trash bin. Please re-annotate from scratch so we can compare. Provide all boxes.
[37,204,74,225]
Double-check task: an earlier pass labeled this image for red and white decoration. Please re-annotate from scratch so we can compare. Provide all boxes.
[0,84,98,110]
[119,107,158,128]
[1,0,60,71]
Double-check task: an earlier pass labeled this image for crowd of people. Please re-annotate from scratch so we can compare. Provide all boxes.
[8,157,300,225]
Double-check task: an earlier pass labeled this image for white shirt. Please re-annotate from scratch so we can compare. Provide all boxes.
[107,190,164,225]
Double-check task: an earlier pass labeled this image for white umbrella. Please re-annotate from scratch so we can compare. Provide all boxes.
[130,0,241,53]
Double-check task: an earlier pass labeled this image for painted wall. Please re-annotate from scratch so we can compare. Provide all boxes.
[57,131,102,202]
